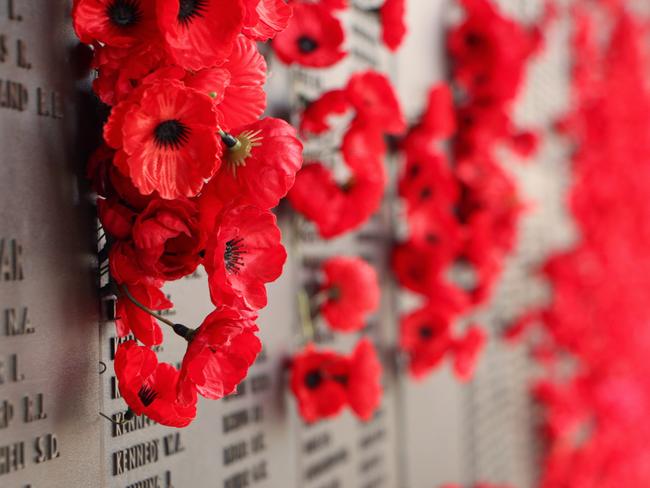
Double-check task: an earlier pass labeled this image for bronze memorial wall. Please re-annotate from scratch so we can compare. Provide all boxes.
[0,0,570,487]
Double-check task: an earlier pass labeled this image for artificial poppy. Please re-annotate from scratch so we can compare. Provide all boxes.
[346,71,406,135]
[347,339,383,421]
[290,344,350,423]
[319,256,380,332]
[112,80,221,199]
[97,197,136,239]
[131,198,204,281]
[272,2,346,68]
[204,205,287,311]
[92,41,171,106]
[242,0,293,41]
[391,240,448,297]
[299,89,350,135]
[115,283,172,346]
[400,303,454,379]
[288,162,386,239]
[178,307,261,402]
[157,0,244,70]
[380,0,407,51]
[109,240,159,287]
[115,340,197,427]
[73,0,159,48]
[206,118,303,210]
[451,325,486,382]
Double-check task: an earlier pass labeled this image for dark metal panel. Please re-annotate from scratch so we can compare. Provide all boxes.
[0,1,102,487]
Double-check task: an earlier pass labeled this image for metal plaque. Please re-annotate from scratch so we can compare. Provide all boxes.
[0,1,101,487]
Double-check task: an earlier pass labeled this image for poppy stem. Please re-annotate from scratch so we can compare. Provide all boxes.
[298,289,316,342]
[218,130,241,149]
[119,284,176,328]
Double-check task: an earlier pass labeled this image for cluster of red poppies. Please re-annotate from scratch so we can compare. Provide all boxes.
[75,0,305,427]
[289,70,406,238]
[393,0,542,380]
[271,0,406,68]
[532,3,650,486]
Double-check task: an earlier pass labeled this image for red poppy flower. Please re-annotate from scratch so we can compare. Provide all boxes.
[205,118,303,210]
[398,153,458,213]
[290,344,350,423]
[319,257,380,332]
[419,84,456,139]
[451,325,486,382]
[400,303,454,379]
[92,42,171,106]
[345,71,406,135]
[380,0,406,51]
[218,36,268,130]
[112,80,221,199]
[242,0,293,41]
[115,340,197,427]
[109,240,159,286]
[131,198,204,281]
[391,240,448,296]
[288,162,386,238]
[347,339,383,421]
[272,2,346,68]
[299,89,350,135]
[204,205,287,311]
[98,197,136,239]
[178,307,261,402]
[115,283,172,346]
[157,0,244,70]
[73,0,159,48]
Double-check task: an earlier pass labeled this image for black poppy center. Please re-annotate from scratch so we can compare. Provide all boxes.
[465,32,484,48]
[408,163,421,179]
[419,326,434,340]
[304,369,323,390]
[138,385,158,407]
[297,36,319,54]
[224,237,246,274]
[420,187,432,200]
[178,0,208,25]
[107,0,142,27]
[154,119,190,149]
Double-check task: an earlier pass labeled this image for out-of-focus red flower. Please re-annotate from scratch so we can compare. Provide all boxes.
[242,0,293,41]
[300,89,350,135]
[398,152,458,213]
[206,118,303,210]
[178,307,261,402]
[392,240,447,296]
[272,2,346,68]
[115,283,172,346]
[131,198,204,281]
[380,0,407,51]
[400,303,454,379]
[288,161,386,238]
[346,71,406,135]
[157,0,244,70]
[320,256,380,332]
[347,338,383,421]
[204,205,286,311]
[73,0,159,48]
[290,344,350,423]
[110,80,221,199]
[115,340,197,427]
[451,325,486,382]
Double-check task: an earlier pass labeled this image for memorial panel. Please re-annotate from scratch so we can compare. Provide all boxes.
[0,1,101,487]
